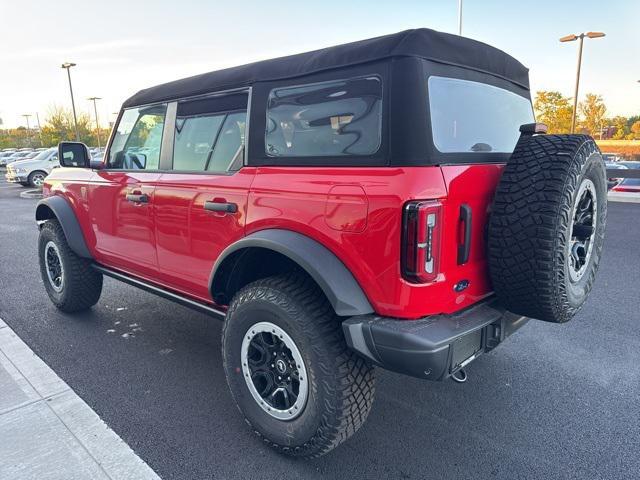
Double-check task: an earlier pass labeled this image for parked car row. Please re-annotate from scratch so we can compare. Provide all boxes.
[4,148,59,187]
[1,146,104,188]
[0,148,42,167]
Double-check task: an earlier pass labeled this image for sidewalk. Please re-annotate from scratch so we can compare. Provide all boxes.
[0,317,161,480]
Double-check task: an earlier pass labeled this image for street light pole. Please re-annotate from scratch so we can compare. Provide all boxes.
[87,97,102,148]
[22,114,32,147]
[559,32,606,133]
[61,62,80,141]
[35,112,44,147]
[571,35,584,134]
[457,0,463,35]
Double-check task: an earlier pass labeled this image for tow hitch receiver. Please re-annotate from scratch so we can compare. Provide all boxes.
[343,300,529,381]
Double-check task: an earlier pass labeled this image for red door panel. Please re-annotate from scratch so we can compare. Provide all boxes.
[89,171,160,278]
[153,168,256,301]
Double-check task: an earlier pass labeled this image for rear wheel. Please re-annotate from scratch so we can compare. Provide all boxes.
[488,134,607,323]
[222,273,375,458]
[38,219,103,312]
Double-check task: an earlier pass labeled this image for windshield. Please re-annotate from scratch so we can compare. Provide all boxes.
[31,149,54,160]
[428,76,534,154]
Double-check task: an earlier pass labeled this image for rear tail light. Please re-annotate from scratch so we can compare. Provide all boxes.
[402,200,442,283]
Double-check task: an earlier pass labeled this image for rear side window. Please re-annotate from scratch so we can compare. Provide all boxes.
[428,76,534,154]
[108,104,167,170]
[265,76,382,157]
[173,94,247,172]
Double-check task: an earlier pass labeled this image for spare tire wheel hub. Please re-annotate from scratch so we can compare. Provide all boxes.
[568,178,597,282]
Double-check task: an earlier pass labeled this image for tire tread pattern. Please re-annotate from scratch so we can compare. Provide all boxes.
[39,219,103,312]
[488,134,606,323]
[222,272,375,458]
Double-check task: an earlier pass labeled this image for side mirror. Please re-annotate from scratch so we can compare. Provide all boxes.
[58,142,90,168]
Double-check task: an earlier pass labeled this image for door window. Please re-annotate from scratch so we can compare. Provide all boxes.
[173,115,225,171]
[108,104,167,170]
[172,95,247,173]
[206,112,246,172]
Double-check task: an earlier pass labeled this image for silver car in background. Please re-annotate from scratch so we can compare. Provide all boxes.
[1,150,32,166]
[5,148,59,187]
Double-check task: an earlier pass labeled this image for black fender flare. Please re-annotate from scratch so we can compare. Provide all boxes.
[210,229,374,316]
[35,196,92,259]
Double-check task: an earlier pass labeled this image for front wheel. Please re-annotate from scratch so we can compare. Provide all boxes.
[38,219,103,312]
[222,273,375,458]
[28,170,47,188]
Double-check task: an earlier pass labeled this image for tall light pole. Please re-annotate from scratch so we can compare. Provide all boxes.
[35,112,44,147]
[559,32,606,133]
[87,96,102,148]
[22,114,32,147]
[457,0,463,35]
[61,62,80,141]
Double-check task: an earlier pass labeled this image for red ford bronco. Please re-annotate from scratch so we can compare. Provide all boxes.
[37,29,606,457]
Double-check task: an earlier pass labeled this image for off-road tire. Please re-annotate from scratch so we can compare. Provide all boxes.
[488,134,606,323]
[222,273,375,458]
[38,219,103,312]
[28,170,47,188]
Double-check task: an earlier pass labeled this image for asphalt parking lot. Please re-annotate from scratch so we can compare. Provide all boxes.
[0,173,639,480]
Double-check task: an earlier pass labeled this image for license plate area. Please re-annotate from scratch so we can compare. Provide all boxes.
[450,327,483,371]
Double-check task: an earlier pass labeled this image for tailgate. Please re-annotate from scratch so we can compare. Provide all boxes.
[438,164,504,302]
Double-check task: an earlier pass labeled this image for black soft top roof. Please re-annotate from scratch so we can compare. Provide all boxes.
[123,28,529,108]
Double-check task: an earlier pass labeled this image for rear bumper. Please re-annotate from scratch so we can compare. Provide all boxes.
[342,300,528,381]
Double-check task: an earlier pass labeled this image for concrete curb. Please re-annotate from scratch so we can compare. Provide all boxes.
[19,189,42,199]
[0,319,162,480]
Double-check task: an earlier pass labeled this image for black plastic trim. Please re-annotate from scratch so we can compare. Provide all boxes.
[204,201,237,213]
[209,229,374,316]
[343,300,528,381]
[35,196,92,259]
[93,265,226,319]
[457,204,472,265]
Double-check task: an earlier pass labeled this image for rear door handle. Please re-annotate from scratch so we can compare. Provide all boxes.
[457,204,472,265]
[126,193,149,203]
[204,201,238,214]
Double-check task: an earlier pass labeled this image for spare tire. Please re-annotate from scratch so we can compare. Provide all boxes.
[488,134,607,323]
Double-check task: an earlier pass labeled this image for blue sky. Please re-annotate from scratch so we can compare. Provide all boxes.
[0,0,638,128]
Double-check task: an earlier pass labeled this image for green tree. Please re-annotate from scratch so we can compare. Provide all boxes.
[578,93,607,136]
[610,115,629,139]
[627,115,640,131]
[39,105,108,147]
[533,91,573,134]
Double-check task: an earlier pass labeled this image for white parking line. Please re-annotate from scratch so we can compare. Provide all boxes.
[608,192,640,204]
[0,319,161,480]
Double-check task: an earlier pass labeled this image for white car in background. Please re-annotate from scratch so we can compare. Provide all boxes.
[1,150,33,166]
[5,148,59,187]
